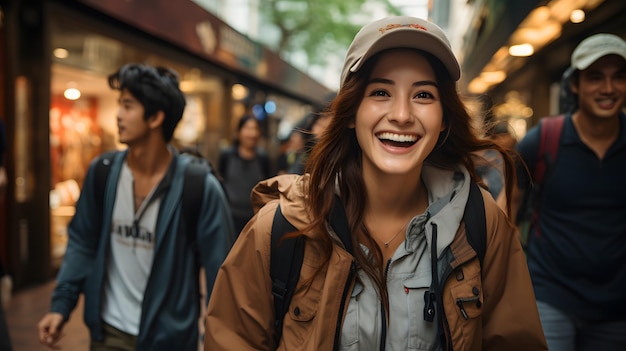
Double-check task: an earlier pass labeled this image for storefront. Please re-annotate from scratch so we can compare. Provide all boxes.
[459,0,626,139]
[1,0,331,288]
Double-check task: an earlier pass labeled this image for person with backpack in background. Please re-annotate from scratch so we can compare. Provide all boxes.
[218,114,270,235]
[37,63,235,350]
[204,16,546,351]
[514,33,626,351]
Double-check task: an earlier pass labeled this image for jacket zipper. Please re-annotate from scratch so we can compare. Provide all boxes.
[333,261,357,350]
[456,296,480,320]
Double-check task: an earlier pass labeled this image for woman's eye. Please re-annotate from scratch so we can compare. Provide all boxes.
[415,91,434,99]
[369,89,389,97]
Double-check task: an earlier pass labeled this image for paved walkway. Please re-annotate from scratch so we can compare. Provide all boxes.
[4,280,206,350]
[5,280,90,351]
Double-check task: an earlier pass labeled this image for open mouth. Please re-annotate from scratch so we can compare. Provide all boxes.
[597,98,616,109]
[376,132,419,147]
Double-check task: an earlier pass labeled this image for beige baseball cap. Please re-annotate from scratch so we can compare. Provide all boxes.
[571,33,626,70]
[340,16,460,87]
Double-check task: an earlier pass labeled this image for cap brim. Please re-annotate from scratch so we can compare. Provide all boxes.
[349,29,461,81]
[574,50,626,70]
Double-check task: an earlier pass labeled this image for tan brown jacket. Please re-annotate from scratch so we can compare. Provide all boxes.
[204,174,547,351]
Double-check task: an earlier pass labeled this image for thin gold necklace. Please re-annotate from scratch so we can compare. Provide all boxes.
[383,221,409,248]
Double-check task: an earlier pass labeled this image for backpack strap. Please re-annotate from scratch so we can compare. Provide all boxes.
[526,114,565,242]
[534,115,565,184]
[269,194,353,345]
[329,195,353,253]
[464,182,487,267]
[270,205,305,346]
[94,150,118,219]
[182,156,209,260]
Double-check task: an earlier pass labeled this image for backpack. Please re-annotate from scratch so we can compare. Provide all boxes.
[269,181,486,344]
[516,115,565,249]
[92,150,216,257]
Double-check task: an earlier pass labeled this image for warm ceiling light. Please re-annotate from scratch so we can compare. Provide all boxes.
[570,9,585,23]
[231,83,249,100]
[480,71,506,84]
[64,88,81,100]
[53,48,69,59]
[468,78,488,94]
[509,43,534,57]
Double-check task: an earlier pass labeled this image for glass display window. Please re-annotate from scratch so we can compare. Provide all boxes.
[49,20,225,263]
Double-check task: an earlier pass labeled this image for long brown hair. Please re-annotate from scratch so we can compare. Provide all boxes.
[302,49,517,309]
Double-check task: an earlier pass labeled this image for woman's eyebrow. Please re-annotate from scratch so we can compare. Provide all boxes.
[367,77,438,88]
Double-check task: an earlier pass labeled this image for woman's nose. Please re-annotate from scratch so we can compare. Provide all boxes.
[387,99,412,124]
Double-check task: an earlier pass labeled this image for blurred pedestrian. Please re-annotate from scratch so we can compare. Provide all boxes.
[218,114,270,235]
[205,16,546,351]
[514,33,626,351]
[275,129,305,175]
[37,63,235,350]
[288,93,335,175]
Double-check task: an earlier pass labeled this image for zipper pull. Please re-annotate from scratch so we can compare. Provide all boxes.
[423,291,436,322]
[456,299,469,320]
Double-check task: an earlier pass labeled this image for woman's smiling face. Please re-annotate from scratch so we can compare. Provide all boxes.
[354,49,445,178]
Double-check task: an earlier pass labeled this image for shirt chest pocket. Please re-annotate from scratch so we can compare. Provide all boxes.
[403,275,436,350]
[341,280,364,349]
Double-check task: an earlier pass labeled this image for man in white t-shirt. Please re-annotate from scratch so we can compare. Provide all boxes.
[37,64,235,350]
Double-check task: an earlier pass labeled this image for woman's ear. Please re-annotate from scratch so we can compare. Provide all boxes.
[348,116,356,129]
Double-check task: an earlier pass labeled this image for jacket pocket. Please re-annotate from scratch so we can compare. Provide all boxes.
[449,275,483,320]
[403,275,436,350]
[446,269,483,349]
[283,270,321,347]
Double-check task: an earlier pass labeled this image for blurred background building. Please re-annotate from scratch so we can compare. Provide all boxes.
[436,0,626,138]
[0,0,332,290]
[0,0,624,291]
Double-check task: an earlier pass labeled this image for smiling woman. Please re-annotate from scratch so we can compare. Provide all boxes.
[354,49,444,178]
[204,16,548,351]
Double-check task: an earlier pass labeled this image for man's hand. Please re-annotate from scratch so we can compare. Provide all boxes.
[37,312,65,349]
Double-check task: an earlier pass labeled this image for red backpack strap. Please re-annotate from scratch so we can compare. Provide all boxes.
[534,114,565,184]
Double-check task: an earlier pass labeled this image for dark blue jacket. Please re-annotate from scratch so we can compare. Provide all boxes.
[51,149,235,350]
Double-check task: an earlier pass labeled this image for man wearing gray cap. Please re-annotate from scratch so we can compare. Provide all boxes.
[515,33,626,351]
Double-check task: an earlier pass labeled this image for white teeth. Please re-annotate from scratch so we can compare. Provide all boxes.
[377,132,417,142]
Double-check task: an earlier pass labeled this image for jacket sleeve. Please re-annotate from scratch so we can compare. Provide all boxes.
[480,197,547,351]
[204,202,277,351]
[50,158,102,320]
[198,172,236,301]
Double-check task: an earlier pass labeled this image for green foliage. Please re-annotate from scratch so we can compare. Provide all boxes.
[261,0,401,66]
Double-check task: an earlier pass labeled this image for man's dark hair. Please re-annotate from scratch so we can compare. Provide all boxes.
[560,67,579,115]
[108,63,186,142]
